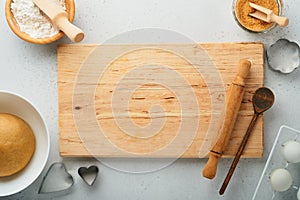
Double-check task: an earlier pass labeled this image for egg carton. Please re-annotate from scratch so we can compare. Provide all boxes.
[252,125,300,200]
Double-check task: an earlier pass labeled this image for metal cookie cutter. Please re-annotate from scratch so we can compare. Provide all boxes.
[267,38,300,74]
[78,165,99,186]
[38,162,74,194]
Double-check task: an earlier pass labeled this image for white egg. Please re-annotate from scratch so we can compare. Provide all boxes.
[282,140,300,163]
[270,168,292,192]
[298,188,300,200]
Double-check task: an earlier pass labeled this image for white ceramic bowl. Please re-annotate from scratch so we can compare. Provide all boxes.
[0,91,49,197]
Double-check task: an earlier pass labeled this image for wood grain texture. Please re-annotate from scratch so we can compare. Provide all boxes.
[58,43,264,158]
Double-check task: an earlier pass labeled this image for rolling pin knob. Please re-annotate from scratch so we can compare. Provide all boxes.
[233,60,251,86]
[202,151,221,179]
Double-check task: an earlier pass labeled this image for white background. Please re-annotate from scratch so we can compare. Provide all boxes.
[1,0,300,199]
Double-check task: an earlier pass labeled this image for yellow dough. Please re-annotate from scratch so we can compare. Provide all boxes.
[0,113,35,177]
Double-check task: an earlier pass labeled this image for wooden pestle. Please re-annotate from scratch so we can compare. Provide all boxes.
[202,59,251,179]
[33,0,84,43]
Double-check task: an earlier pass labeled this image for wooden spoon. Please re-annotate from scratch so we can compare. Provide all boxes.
[219,87,275,195]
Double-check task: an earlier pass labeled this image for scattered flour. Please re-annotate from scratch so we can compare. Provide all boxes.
[10,0,66,39]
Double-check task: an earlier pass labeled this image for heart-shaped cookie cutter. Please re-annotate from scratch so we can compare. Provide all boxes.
[78,165,99,186]
[38,162,74,194]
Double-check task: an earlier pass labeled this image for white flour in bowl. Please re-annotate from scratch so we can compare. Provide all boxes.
[10,0,66,39]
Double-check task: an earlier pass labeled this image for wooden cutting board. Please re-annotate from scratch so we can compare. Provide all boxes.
[58,43,264,158]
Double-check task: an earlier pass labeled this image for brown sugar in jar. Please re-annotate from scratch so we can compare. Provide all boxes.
[234,0,280,32]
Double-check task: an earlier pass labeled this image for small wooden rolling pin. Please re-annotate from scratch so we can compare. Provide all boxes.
[33,0,84,43]
[202,59,251,179]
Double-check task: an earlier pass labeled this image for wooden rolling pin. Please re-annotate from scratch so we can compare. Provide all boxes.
[202,59,251,179]
[33,0,84,43]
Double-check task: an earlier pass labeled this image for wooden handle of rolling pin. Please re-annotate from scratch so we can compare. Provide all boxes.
[202,59,251,179]
[33,0,84,42]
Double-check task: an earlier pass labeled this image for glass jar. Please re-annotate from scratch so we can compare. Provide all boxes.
[232,0,283,33]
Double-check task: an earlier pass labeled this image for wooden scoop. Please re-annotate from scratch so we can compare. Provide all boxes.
[202,59,251,179]
[33,0,84,42]
[249,2,289,27]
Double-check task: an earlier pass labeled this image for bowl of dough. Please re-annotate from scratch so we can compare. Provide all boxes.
[0,91,49,196]
[5,0,75,44]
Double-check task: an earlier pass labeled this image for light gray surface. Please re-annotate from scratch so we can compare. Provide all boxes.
[1,0,300,199]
